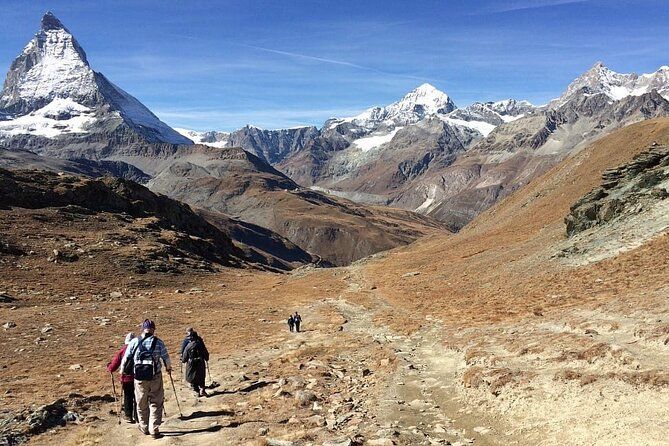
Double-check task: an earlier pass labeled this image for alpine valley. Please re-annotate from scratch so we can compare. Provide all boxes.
[2,9,669,446]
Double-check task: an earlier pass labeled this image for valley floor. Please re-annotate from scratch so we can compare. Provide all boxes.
[3,256,668,446]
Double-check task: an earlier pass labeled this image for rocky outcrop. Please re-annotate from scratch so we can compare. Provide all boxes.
[565,144,669,235]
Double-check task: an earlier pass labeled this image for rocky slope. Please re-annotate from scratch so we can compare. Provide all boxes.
[398,66,669,229]
[0,12,191,156]
[560,143,669,264]
[180,84,534,212]
[144,144,446,266]
[0,168,243,272]
[356,118,669,446]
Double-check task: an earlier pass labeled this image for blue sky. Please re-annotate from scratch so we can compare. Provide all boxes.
[1,0,668,130]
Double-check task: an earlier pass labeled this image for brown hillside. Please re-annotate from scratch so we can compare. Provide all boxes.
[364,118,669,327]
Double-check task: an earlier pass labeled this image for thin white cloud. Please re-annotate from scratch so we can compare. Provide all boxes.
[239,44,432,82]
[484,0,589,13]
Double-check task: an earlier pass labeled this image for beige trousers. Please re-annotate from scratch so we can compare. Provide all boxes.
[134,373,164,434]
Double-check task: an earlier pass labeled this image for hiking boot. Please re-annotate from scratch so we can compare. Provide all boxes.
[152,429,163,439]
[138,425,149,435]
[122,414,135,424]
[199,389,208,397]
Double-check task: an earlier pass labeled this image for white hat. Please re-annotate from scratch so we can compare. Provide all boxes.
[124,332,136,345]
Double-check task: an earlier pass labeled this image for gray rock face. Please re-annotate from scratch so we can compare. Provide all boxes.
[0,148,150,182]
[565,145,669,235]
[411,90,669,230]
[227,125,320,164]
[449,99,536,126]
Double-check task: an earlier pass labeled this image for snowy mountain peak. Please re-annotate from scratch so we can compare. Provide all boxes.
[41,11,68,32]
[550,62,669,108]
[396,83,455,116]
[0,13,191,145]
[334,83,456,131]
[0,11,95,115]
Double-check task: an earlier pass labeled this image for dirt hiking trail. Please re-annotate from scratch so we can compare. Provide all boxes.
[42,264,531,446]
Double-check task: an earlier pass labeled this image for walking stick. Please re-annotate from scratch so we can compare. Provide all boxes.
[206,361,212,387]
[167,371,183,418]
[109,372,121,425]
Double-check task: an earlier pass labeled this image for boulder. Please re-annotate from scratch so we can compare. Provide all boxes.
[294,390,318,407]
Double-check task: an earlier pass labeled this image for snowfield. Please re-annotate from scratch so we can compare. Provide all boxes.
[0,98,96,138]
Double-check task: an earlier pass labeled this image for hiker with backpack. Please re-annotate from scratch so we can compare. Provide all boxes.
[120,319,172,439]
[293,311,302,332]
[180,329,210,397]
[287,315,294,332]
[107,332,136,423]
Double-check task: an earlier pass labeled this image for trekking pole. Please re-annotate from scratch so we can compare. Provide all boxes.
[109,372,121,425]
[206,361,212,387]
[167,371,183,418]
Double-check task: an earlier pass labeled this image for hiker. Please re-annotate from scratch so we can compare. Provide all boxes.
[107,332,136,423]
[287,315,294,332]
[293,311,302,332]
[120,319,172,439]
[181,329,210,397]
[179,327,194,380]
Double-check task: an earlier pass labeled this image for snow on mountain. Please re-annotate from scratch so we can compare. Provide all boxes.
[0,97,95,138]
[0,12,191,145]
[438,116,496,137]
[351,127,404,152]
[550,62,669,108]
[327,83,456,131]
[175,128,231,148]
[444,99,536,135]
[0,12,98,114]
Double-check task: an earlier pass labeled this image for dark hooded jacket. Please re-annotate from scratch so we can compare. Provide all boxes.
[181,334,209,384]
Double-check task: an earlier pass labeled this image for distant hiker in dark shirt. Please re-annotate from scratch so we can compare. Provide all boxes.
[181,330,210,397]
[287,315,294,332]
[293,311,302,332]
[107,332,136,423]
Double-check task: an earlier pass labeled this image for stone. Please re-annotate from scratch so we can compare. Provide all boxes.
[294,390,318,407]
[69,364,83,371]
[402,271,421,277]
[3,321,16,329]
[323,438,352,446]
[258,426,269,435]
[62,411,79,423]
[305,414,325,427]
[0,292,15,303]
[366,440,395,446]
[41,325,53,334]
[109,291,123,298]
[266,439,295,446]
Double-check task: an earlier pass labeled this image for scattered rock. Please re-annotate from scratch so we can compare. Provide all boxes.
[402,271,421,277]
[266,439,295,446]
[3,321,16,330]
[109,291,123,298]
[366,440,394,446]
[294,390,318,407]
[323,438,352,446]
[69,364,83,371]
[0,292,16,303]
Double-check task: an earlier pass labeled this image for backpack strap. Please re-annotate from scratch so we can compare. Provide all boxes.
[149,336,157,352]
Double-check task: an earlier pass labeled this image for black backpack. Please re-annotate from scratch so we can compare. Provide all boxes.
[187,340,203,362]
[134,337,158,381]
